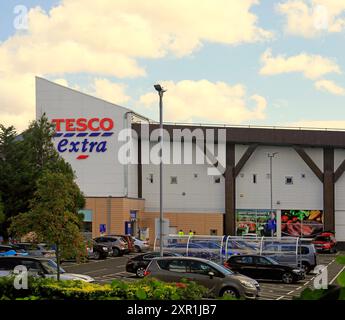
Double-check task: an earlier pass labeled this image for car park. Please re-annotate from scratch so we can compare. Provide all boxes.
[0,256,94,282]
[86,240,109,260]
[93,236,128,257]
[224,255,305,284]
[144,256,260,299]
[126,251,180,278]
[312,232,337,253]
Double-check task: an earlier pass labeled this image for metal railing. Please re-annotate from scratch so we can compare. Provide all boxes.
[133,119,345,132]
[154,235,302,268]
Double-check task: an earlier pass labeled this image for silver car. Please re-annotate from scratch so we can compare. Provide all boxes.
[263,243,317,273]
[0,257,94,282]
[145,256,260,299]
[93,236,128,257]
[12,243,56,259]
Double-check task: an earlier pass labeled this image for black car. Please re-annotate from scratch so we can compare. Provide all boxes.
[87,240,109,260]
[126,251,181,278]
[224,255,305,284]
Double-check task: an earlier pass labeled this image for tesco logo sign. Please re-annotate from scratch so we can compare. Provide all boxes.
[52,118,114,132]
[52,118,114,160]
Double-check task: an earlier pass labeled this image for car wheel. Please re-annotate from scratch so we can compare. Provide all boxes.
[330,247,337,254]
[93,251,101,260]
[134,245,141,253]
[113,248,120,257]
[220,287,239,299]
[136,267,146,278]
[302,263,311,274]
[282,272,293,284]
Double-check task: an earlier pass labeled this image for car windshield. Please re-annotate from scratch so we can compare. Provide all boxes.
[207,260,233,275]
[41,260,65,274]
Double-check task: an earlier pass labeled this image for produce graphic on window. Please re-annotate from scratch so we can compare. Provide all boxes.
[236,210,277,236]
[281,210,323,237]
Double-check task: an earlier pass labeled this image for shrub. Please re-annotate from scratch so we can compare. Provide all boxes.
[0,276,208,300]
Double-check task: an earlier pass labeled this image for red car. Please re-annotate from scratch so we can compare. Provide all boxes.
[312,232,337,253]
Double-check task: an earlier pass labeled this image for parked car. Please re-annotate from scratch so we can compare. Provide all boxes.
[0,256,94,282]
[86,240,109,260]
[11,243,56,259]
[0,245,28,257]
[145,256,260,299]
[224,255,305,284]
[109,235,134,253]
[93,236,128,257]
[131,237,150,253]
[263,243,317,273]
[126,251,180,278]
[312,232,337,253]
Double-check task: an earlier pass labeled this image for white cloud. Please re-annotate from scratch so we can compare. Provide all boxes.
[138,80,267,124]
[260,49,341,80]
[277,0,345,37]
[0,73,36,131]
[315,79,345,95]
[0,0,272,131]
[92,78,130,105]
[52,77,130,105]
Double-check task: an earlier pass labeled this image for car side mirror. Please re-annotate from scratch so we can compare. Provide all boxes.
[208,271,215,279]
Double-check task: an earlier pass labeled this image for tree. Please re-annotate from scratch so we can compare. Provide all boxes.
[0,115,83,239]
[9,170,86,280]
[0,194,4,225]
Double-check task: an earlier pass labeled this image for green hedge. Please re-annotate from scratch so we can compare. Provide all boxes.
[0,276,208,300]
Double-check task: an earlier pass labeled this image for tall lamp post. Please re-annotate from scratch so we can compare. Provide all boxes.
[268,152,278,237]
[154,84,167,257]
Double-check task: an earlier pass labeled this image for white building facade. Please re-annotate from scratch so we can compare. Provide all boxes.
[36,77,345,243]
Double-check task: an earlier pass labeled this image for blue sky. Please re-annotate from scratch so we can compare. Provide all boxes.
[0,0,344,130]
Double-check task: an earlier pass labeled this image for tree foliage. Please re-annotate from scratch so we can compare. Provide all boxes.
[0,115,84,238]
[9,170,86,280]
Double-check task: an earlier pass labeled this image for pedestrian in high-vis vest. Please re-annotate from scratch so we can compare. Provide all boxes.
[178,229,184,236]
[189,230,194,236]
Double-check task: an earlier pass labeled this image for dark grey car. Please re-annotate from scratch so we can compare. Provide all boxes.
[145,256,260,299]
[93,236,128,257]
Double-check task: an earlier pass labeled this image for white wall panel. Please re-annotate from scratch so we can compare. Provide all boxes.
[335,149,345,211]
[236,146,323,210]
[36,77,129,197]
[335,211,345,241]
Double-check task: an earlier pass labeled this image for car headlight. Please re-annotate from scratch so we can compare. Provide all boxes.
[102,247,108,251]
[240,280,256,288]
[292,269,301,273]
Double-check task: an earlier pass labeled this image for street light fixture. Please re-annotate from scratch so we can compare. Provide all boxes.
[267,152,278,237]
[154,83,167,257]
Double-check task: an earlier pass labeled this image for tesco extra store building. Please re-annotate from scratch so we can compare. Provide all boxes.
[36,77,345,245]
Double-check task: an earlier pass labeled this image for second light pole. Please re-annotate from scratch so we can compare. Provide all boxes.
[268,152,278,237]
[154,84,167,257]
